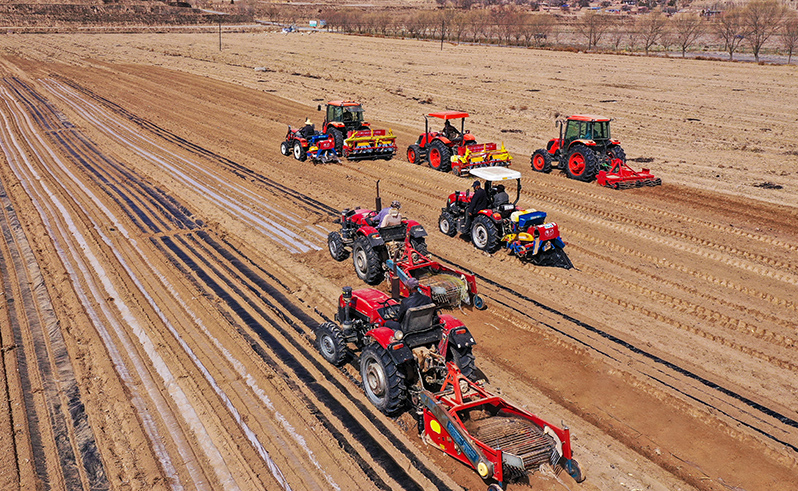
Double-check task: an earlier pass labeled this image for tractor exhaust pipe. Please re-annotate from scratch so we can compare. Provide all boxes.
[342,286,353,329]
[375,179,382,211]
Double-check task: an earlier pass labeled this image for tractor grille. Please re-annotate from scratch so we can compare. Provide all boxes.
[419,274,468,308]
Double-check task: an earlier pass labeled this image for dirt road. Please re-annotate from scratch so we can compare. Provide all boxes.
[0,31,796,491]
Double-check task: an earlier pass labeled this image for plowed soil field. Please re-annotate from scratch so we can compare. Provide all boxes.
[0,31,796,491]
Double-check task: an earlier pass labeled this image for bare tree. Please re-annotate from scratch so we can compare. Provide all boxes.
[742,0,789,62]
[637,11,668,55]
[782,13,798,63]
[671,12,705,57]
[577,11,613,50]
[522,13,556,47]
[608,16,631,51]
[714,7,747,61]
[448,11,470,44]
[492,5,519,45]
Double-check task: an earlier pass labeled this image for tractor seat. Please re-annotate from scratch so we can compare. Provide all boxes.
[378,223,407,242]
[495,203,515,218]
[401,303,438,334]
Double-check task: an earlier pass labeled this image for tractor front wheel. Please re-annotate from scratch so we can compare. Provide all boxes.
[280,141,291,156]
[293,141,307,162]
[438,211,457,237]
[327,127,344,156]
[352,236,384,285]
[470,215,500,253]
[407,144,423,164]
[360,344,407,415]
[565,144,598,182]
[428,140,452,172]
[316,322,349,366]
[327,231,349,261]
[531,149,553,173]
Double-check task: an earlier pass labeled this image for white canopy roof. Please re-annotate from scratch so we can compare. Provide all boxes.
[469,167,522,181]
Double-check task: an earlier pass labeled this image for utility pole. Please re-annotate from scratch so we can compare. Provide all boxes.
[441,20,445,50]
[218,19,222,51]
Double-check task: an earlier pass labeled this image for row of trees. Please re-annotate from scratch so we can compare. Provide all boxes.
[272,1,798,63]
[576,0,796,61]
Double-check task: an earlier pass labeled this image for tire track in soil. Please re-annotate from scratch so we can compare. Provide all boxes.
[42,75,798,478]
[21,76,458,491]
[0,79,202,490]
[0,104,108,489]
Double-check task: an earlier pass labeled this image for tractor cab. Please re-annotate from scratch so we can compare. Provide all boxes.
[557,115,616,155]
[320,100,368,133]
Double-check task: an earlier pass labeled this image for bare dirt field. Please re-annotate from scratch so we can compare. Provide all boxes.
[0,30,796,491]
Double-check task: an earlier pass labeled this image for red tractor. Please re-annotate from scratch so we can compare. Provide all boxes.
[315,286,478,414]
[406,111,512,176]
[318,100,397,160]
[439,168,572,268]
[327,184,428,285]
[531,115,661,188]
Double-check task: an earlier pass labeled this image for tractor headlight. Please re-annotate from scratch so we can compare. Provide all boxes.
[394,330,404,341]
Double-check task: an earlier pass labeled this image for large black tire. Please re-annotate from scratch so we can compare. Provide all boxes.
[450,345,477,381]
[327,127,344,155]
[427,140,452,172]
[470,215,500,253]
[410,237,428,256]
[316,322,349,366]
[407,144,423,164]
[360,343,407,415]
[352,236,384,285]
[280,141,291,156]
[327,231,349,261]
[606,144,626,163]
[565,144,598,182]
[293,141,307,162]
[438,211,457,237]
[531,149,553,173]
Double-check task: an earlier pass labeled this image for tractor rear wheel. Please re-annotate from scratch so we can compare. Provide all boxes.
[428,140,452,172]
[280,141,291,156]
[352,236,384,285]
[438,211,457,237]
[360,343,407,415]
[531,149,553,173]
[470,215,500,253]
[327,231,349,261]
[607,144,626,163]
[293,141,307,162]
[565,144,598,182]
[327,127,344,155]
[407,144,422,164]
[316,322,349,366]
[450,345,477,381]
[410,238,428,256]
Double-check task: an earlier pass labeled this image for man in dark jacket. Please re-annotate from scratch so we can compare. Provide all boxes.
[386,277,434,329]
[466,180,488,228]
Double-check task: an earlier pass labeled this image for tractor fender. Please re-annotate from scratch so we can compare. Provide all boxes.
[568,139,597,148]
[328,121,346,130]
[408,223,428,239]
[357,227,385,247]
[476,209,502,222]
[364,331,414,365]
[546,138,561,153]
[438,315,475,352]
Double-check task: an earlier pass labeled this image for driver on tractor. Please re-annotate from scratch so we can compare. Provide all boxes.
[466,180,488,228]
[300,118,315,139]
[442,119,461,141]
[384,277,434,330]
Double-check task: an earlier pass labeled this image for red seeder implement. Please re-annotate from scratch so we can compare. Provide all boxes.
[596,159,662,189]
